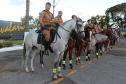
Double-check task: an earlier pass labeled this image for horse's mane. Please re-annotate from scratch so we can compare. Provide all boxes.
[62,19,73,25]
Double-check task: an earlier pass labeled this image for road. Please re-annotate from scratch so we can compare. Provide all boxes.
[0,39,126,84]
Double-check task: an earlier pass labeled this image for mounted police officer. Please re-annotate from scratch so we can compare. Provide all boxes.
[39,2,53,52]
[54,11,63,25]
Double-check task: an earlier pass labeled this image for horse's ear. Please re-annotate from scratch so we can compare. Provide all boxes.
[82,21,86,23]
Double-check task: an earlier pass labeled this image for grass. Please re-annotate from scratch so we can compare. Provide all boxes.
[5,40,23,45]
[0,39,23,48]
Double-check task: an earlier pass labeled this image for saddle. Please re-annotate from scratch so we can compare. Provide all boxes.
[36,23,60,44]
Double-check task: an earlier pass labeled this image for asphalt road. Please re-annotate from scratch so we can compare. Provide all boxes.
[0,39,126,84]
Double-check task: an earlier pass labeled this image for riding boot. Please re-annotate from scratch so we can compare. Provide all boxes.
[48,42,54,53]
[44,41,48,51]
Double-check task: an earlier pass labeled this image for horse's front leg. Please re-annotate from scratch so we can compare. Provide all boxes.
[62,49,67,70]
[95,43,99,59]
[85,45,91,61]
[52,52,63,80]
[68,49,73,69]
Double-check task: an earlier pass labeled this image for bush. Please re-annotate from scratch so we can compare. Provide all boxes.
[3,41,13,47]
[0,43,3,48]
[0,41,13,48]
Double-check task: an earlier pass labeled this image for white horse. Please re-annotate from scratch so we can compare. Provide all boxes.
[84,27,108,61]
[23,19,84,80]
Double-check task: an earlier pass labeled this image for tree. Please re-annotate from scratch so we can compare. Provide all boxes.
[21,15,33,25]
[33,18,40,27]
[105,3,126,28]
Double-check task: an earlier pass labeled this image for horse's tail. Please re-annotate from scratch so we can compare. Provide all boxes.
[23,43,26,63]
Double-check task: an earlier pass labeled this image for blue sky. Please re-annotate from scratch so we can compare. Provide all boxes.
[0,0,125,22]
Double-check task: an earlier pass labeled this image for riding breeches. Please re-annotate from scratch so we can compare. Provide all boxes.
[42,29,50,42]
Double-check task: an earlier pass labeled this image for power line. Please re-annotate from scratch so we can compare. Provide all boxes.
[55,0,62,7]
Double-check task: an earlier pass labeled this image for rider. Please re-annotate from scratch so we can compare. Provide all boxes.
[71,15,77,20]
[94,22,103,34]
[54,11,63,26]
[39,2,53,52]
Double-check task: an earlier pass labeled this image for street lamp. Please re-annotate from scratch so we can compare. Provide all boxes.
[53,0,55,18]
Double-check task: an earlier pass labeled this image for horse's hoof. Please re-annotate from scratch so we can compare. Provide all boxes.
[85,56,89,61]
[75,61,78,65]
[96,55,99,59]
[88,57,91,61]
[86,58,88,61]
[100,53,102,56]
[69,64,73,69]
[62,64,66,70]
[31,68,35,72]
[41,64,44,68]
[57,73,63,78]
[25,68,30,72]
[78,60,81,64]
[52,75,58,80]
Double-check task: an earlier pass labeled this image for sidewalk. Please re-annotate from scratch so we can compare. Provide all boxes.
[0,45,23,52]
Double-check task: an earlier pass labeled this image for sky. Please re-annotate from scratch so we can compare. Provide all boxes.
[0,0,125,22]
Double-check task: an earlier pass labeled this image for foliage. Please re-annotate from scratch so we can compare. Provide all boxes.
[0,40,23,48]
[105,3,126,28]
[90,15,109,28]
[105,3,126,15]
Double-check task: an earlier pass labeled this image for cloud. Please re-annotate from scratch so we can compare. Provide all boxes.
[9,0,24,6]
[0,0,25,21]
[0,0,125,22]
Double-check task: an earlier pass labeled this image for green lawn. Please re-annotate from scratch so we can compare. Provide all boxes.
[0,39,23,48]
[5,40,23,45]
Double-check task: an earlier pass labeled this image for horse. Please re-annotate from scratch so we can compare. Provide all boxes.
[84,25,108,61]
[62,29,87,69]
[23,19,84,80]
[62,30,77,69]
[102,28,118,50]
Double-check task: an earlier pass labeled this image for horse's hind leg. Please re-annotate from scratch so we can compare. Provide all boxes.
[85,50,91,61]
[25,49,31,72]
[40,50,44,68]
[95,43,99,59]
[30,49,37,72]
[99,43,103,56]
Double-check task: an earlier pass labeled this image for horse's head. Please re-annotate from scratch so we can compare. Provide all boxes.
[84,24,94,41]
[70,30,77,39]
[74,18,85,38]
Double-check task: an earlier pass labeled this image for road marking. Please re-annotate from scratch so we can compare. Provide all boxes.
[53,77,64,84]
[66,69,76,77]
[52,57,101,84]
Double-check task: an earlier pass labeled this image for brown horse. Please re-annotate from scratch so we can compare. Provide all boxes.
[62,30,87,69]
[102,28,118,50]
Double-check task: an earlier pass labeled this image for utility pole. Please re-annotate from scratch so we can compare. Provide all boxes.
[25,0,30,29]
[53,0,55,18]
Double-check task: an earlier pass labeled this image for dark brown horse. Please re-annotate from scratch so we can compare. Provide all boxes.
[62,30,87,69]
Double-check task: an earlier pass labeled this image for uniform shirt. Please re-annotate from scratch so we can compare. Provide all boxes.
[94,25,102,33]
[39,10,53,26]
[54,16,63,25]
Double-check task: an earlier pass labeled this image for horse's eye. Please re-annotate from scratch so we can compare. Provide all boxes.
[78,24,82,27]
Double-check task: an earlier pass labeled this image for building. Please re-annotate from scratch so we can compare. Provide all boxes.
[0,20,24,40]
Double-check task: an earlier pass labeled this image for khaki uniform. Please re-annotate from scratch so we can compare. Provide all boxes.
[54,16,63,25]
[94,25,102,33]
[39,10,52,41]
